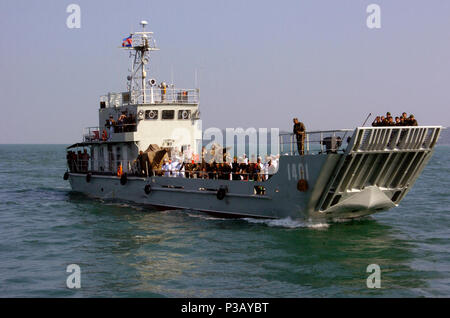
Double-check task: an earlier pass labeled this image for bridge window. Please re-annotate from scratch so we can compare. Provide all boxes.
[145,110,158,120]
[178,110,191,120]
[162,110,175,120]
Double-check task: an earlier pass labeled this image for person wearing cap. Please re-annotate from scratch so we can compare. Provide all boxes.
[409,114,418,126]
[401,112,408,123]
[293,117,306,155]
[387,116,395,126]
[372,116,382,127]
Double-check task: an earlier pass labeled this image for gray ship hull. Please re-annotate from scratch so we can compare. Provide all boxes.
[68,126,442,220]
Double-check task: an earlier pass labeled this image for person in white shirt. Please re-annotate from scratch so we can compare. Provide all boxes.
[172,157,184,177]
[267,158,277,178]
[272,155,280,172]
[262,157,270,181]
[183,145,193,163]
[169,158,178,177]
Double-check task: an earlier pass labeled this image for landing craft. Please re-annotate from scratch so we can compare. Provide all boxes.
[65,22,442,221]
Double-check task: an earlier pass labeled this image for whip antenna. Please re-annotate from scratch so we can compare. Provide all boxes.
[362,113,372,127]
[341,113,372,149]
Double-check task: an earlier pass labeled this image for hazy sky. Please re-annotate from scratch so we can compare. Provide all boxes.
[1,0,449,144]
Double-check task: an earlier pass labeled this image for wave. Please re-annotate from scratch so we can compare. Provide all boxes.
[243,217,330,229]
[185,211,230,221]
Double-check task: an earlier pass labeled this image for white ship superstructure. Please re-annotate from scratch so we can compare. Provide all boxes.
[65,22,442,221]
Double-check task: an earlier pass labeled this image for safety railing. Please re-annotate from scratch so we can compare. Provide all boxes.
[66,158,278,182]
[279,129,353,155]
[83,124,137,142]
[348,126,442,153]
[67,159,137,175]
[100,88,199,107]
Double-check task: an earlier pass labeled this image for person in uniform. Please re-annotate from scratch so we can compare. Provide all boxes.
[231,157,241,181]
[222,161,232,180]
[401,112,408,125]
[136,150,149,176]
[293,118,306,155]
[372,116,382,127]
[409,114,418,126]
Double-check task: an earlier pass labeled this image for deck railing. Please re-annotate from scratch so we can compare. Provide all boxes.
[348,126,442,153]
[66,158,277,182]
[279,126,442,156]
[279,129,353,155]
[100,88,199,107]
[82,124,137,142]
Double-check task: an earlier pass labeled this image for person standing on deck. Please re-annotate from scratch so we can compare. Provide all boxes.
[409,114,418,126]
[293,118,306,155]
[106,115,116,140]
[160,82,167,102]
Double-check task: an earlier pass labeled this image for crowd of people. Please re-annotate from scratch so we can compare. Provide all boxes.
[372,112,418,127]
[135,151,279,182]
[67,149,90,172]
[105,110,137,135]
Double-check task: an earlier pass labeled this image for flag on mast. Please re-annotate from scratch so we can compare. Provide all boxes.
[122,35,132,47]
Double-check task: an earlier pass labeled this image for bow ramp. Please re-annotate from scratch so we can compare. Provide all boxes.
[316,126,442,215]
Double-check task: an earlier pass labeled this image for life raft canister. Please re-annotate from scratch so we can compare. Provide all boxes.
[117,164,123,177]
[144,184,152,194]
[86,172,92,183]
[217,187,227,200]
[297,179,308,192]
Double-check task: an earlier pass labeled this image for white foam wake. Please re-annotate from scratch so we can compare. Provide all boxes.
[243,217,330,229]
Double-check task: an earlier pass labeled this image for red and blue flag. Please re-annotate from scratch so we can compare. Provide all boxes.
[122,35,132,47]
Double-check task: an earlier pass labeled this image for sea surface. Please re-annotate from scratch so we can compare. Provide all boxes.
[0,131,449,297]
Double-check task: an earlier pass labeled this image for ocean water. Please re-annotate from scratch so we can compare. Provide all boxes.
[0,132,449,297]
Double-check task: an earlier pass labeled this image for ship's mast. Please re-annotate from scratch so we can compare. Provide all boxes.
[123,20,159,104]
